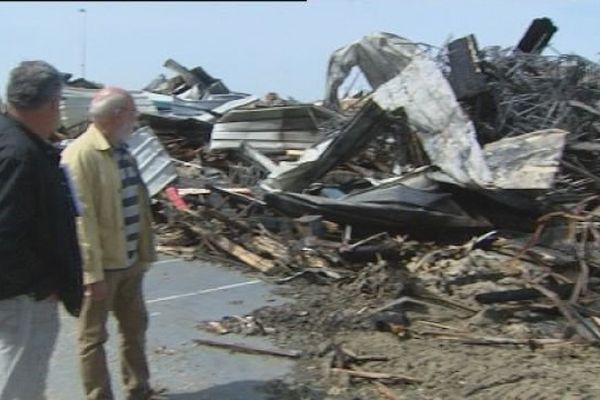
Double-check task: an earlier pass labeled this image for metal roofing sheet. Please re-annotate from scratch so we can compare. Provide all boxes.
[126,126,177,197]
[209,105,326,151]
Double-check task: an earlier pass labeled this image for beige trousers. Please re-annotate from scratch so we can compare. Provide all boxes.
[78,263,150,400]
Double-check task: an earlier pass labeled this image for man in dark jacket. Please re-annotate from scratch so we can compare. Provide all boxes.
[0,60,83,400]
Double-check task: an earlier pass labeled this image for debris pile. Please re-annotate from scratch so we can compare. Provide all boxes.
[144,19,600,351]
[57,18,600,396]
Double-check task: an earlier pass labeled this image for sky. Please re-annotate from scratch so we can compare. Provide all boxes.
[0,0,598,102]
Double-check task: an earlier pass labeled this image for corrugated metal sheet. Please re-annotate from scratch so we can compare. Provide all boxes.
[172,93,250,113]
[209,105,330,151]
[60,88,157,130]
[142,92,259,124]
[126,126,177,197]
[196,96,259,123]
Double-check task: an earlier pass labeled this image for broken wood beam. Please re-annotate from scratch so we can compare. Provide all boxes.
[209,235,275,273]
[249,235,289,260]
[447,35,488,99]
[209,185,267,206]
[475,284,575,304]
[331,368,421,384]
[183,221,275,273]
[193,338,302,359]
[516,17,558,54]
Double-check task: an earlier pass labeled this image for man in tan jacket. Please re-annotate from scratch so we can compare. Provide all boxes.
[62,87,161,400]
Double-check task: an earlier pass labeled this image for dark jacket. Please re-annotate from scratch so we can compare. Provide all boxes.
[0,114,83,316]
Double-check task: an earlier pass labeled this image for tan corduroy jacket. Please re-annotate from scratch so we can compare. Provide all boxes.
[61,124,157,285]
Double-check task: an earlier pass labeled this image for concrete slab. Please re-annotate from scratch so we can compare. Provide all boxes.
[47,258,294,400]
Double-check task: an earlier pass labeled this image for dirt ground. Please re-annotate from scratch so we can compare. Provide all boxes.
[202,251,600,400]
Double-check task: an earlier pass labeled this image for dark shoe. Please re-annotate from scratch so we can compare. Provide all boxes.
[145,387,168,400]
[127,386,168,400]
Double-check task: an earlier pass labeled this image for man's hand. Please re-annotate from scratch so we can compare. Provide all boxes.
[84,281,108,301]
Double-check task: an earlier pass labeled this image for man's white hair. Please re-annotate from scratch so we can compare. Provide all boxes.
[89,91,131,120]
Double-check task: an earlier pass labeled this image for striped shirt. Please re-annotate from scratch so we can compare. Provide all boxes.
[114,143,141,267]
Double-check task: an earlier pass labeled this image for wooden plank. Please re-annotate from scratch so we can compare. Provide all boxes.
[475,284,574,304]
[331,368,421,384]
[155,245,196,258]
[193,338,302,359]
[210,235,275,273]
[250,235,289,260]
[180,215,274,273]
[286,149,305,157]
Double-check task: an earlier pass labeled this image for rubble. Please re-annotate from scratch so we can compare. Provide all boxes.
[56,18,600,399]
[150,22,599,353]
[142,58,258,124]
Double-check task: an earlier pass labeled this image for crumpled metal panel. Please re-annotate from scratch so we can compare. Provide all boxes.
[125,126,177,197]
[324,32,420,110]
[373,57,494,188]
[483,129,568,189]
[373,61,569,191]
[143,92,259,124]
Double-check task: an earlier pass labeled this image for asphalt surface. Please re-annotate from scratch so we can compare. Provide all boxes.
[47,257,294,400]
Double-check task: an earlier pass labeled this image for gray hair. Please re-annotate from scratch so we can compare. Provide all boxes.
[89,92,131,119]
[6,60,63,109]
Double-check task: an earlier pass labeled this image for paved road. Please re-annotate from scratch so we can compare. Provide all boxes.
[47,258,295,400]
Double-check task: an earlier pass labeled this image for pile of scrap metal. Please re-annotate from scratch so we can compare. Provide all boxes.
[153,18,600,344]
[141,58,257,128]
[139,59,344,163]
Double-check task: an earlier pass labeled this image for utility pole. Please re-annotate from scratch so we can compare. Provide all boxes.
[79,8,87,79]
